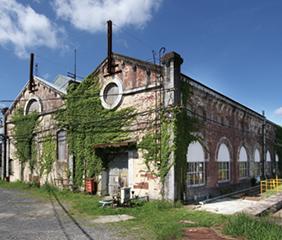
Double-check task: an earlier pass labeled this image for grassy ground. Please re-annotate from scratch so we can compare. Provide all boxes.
[1,180,282,240]
[261,184,282,198]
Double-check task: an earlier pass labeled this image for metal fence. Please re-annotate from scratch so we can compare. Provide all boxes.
[260,177,282,193]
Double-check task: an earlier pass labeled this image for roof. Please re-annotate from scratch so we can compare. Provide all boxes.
[90,52,161,77]
[52,75,77,93]
[7,75,73,114]
[90,51,277,126]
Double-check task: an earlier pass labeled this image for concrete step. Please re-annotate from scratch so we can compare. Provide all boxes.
[243,192,282,216]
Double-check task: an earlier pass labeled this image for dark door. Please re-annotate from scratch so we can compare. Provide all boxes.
[108,153,128,195]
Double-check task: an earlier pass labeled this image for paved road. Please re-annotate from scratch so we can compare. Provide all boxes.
[0,188,128,240]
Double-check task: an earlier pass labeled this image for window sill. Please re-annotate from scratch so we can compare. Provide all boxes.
[239,176,250,180]
[187,183,205,188]
[217,180,230,184]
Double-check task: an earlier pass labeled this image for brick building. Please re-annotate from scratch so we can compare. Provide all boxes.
[4,75,72,185]
[2,51,280,201]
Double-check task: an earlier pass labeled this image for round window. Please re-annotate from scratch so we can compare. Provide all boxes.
[100,78,123,109]
[103,82,119,106]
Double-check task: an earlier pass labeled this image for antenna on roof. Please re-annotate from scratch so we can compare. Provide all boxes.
[29,53,35,93]
[67,48,77,81]
[35,63,38,76]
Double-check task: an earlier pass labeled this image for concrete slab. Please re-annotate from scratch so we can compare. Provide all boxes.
[91,214,135,224]
[196,192,282,216]
[196,198,257,215]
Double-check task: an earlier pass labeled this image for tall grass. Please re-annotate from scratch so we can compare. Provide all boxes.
[224,213,282,240]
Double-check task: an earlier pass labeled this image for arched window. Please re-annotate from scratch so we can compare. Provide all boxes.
[239,146,248,178]
[254,148,261,177]
[187,141,205,186]
[57,130,67,162]
[276,154,279,163]
[217,143,230,182]
[266,151,271,162]
[25,98,41,115]
[266,150,272,176]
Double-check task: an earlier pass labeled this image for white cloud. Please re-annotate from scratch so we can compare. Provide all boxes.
[274,107,282,116]
[0,0,63,58]
[52,0,162,33]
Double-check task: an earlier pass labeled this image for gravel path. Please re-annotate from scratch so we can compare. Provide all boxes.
[0,187,128,240]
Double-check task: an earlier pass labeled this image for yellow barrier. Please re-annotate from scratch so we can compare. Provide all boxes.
[260,177,282,194]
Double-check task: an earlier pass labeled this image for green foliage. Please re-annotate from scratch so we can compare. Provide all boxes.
[11,108,38,179]
[138,117,174,196]
[224,213,282,240]
[139,80,198,198]
[174,81,199,197]
[39,135,56,178]
[56,75,134,188]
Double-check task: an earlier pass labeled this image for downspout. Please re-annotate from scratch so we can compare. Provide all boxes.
[1,108,8,181]
[261,110,266,180]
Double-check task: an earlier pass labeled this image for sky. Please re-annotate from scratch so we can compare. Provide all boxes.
[1,0,282,124]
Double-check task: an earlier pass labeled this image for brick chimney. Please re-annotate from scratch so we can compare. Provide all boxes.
[161,52,183,107]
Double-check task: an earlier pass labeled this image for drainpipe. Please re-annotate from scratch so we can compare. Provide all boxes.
[1,108,8,181]
[261,110,266,180]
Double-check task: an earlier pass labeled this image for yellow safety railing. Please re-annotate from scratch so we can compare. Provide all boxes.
[260,176,282,194]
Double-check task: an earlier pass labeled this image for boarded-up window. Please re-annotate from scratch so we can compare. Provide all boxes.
[57,130,67,162]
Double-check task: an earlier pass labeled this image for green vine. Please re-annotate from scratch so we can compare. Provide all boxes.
[12,108,38,180]
[56,75,135,188]
[139,80,198,199]
[174,81,199,199]
[138,115,174,197]
[39,135,56,178]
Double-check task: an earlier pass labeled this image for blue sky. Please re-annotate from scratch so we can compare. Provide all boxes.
[1,0,282,124]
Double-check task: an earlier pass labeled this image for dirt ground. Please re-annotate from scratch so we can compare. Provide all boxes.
[183,227,239,240]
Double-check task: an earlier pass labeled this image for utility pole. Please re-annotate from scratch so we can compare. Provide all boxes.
[74,49,77,81]
[262,110,266,179]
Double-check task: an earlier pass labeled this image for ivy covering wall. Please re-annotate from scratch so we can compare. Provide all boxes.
[12,108,38,180]
[139,80,198,198]
[56,75,135,188]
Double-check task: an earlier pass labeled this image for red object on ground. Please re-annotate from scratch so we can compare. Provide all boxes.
[85,179,96,194]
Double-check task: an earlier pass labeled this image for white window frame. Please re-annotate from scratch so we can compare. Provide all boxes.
[254,149,261,178]
[239,146,249,179]
[217,143,231,183]
[187,162,205,187]
[187,142,206,187]
[218,161,230,182]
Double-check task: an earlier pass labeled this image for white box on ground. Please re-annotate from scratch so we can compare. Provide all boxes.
[120,187,131,204]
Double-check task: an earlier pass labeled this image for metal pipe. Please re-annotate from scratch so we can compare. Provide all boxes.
[199,185,260,205]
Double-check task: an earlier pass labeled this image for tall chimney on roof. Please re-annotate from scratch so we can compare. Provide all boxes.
[29,53,35,93]
[107,20,113,74]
